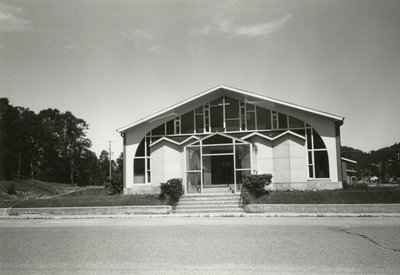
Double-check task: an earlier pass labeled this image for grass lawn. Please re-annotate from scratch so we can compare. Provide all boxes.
[12,194,166,208]
[250,187,400,204]
[0,180,53,197]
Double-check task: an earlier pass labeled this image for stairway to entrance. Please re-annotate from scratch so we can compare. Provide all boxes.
[174,185,243,214]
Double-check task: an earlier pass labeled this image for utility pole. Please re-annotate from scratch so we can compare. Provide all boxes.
[108,140,112,183]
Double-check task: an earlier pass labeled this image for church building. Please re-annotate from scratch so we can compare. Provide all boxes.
[117,85,344,194]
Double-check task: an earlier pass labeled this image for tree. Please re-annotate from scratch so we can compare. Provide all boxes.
[60,111,91,185]
[0,98,22,180]
[74,149,103,186]
[109,152,123,194]
[99,150,116,184]
[0,98,100,186]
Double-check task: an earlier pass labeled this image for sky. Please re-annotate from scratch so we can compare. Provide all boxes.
[1,0,399,160]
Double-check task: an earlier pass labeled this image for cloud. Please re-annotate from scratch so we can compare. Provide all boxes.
[148,45,161,52]
[193,14,292,39]
[0,2,32,32]
[121,30,155,47]
[56,44,78,53]
[121,29,161,52]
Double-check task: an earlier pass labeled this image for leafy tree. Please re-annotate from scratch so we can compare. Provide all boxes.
[0,98,20,179]
[109,152,123,194]
[99,150,116,184]
[0,98,102,186]
[74,149,103,186]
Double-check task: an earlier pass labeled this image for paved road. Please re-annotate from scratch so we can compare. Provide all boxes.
[1,217,400,274]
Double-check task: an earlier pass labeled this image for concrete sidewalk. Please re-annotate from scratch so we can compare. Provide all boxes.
[1,204,399,219]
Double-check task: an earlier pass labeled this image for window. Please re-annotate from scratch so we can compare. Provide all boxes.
[195,107,204,133]
[174,118,180,134]
[246,104,256,130]
[166,120,174,135]
[278,113,288,129]
[240,102,246,130]
[226,120,240,131]
[313,129,325,149]
[210,105,223,132]
[225,97,239,119]
[306,128,329,178]
[204,104,210,132]
[134,137,150,183]
[181,111,194,134]
[272,111,278,129]
[203,134,232,145]
[246,111,255,130]
[289,116,304,128]
[134,159,145,183]
[225,97,240,131]
[151,124,165,136]
[135,139,145,157]
[314,151,329,178]
[256,106,271,130]
[235,144,250,169]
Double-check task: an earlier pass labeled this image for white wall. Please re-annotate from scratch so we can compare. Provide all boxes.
[251,136,274,177]
[288,135,308,182]
[150,141,183,191]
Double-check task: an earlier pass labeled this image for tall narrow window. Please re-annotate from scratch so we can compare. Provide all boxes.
[204,104,210,132]
[225,97,240,131]
[314,151,329,178]
[134,159,145,183]
[134,138,149,183]
[278,113,288,129]
[246,104,256,130]
[195,106,204,133]
[256,106,271,130]
[306,128,329,179]
[166,119,174,135]
[210,104,223,132]
[240,102,246,130]
[181,111,194,134]
[174,117,180,134]
[272,111,278,129]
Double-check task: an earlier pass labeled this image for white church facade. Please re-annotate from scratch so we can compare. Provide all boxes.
[117,86,344,194]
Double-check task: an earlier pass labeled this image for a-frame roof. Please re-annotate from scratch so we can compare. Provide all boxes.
[117,85,344,133]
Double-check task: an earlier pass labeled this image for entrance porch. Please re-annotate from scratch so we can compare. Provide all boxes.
[185,133,251,194]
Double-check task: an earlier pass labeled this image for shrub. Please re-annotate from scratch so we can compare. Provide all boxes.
[242,174,273,198]
[7,183,17,195]
[240,187,251,206]
[108,178,123,195]
[159,178,183,209]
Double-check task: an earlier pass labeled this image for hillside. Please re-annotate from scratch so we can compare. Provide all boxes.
[341,143,400,181]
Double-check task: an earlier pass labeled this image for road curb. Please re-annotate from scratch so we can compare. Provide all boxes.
[1,212,400,220]
[0,205,172,217]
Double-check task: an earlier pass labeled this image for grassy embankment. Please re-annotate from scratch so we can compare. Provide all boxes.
[0,180,165,208]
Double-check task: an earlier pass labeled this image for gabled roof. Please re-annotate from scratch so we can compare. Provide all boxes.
[117,85,344,133]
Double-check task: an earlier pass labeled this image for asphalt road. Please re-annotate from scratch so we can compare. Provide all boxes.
[1,217,400,274]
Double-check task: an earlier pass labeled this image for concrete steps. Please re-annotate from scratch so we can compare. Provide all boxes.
[175,186,243,214]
